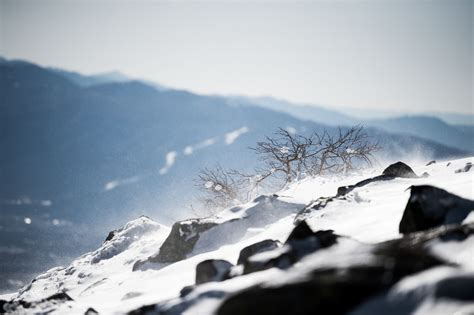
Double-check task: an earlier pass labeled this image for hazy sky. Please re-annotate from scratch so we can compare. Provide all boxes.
[1,0,472,114]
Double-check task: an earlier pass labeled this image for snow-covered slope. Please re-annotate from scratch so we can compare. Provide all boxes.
[2,158,473,314]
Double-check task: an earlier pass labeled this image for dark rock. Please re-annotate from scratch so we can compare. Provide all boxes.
[152,219,217,264]
[129,291,226,315]
[217,244,443,315]
[237,240,280,265]
[196,259,233,285]
[455,162,473,174]
[286,221,314,242]
[104,230,116,242]
[426,160,436,166]
[180,285,195,297]
[218,237,445,315]
[294,197,344,224]
[85,307,99,315]
[421,172,430,178]
[128,304,158,315]
[336,186,352,197]
[45,292,73,302]
[0,292,72,313]
[446,162,451,167]
[382,161,418,178]
[434,276,474,301]
[399,185,474,234]
[243,221,339,275]
[336,175,395,198]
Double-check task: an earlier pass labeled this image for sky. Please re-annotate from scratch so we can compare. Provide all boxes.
[0,0,472,114]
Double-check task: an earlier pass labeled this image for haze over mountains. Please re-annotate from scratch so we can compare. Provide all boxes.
[0,57,471,293]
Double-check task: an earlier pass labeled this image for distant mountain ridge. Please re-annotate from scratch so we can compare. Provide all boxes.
[236,95,473,153]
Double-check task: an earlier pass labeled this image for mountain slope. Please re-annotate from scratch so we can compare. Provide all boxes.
[2,157,473,314]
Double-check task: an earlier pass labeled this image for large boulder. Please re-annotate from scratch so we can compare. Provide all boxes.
[399,185,474,234]
[217,237,445,315]
[196,259,234,285]
[382,161,418,178]
[237,239,280,265]
[150,218,217,264]
[243,221,339,275]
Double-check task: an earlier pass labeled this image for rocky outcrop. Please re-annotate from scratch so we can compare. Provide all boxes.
[296,161,421,224]
[455,162,472,173]
[195,259,233,285]
[399,185,474,234]
[0,292,73,313]
[217,236,445,315]
[382,161,418,178]
[243,221,340,275]
[237,239,280,265]
[149,219,217,264]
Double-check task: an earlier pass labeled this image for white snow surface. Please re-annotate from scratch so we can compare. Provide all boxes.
[3,157,473,314]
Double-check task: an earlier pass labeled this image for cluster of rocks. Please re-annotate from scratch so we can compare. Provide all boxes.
[2,160,473,315]
[127,161,473,315]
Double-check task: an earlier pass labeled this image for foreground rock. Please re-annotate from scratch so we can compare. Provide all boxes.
[243,221,340,275]
[217,231,445,315]
[399,185,474,234]
[196,259,233,285]
[134,218,218,269]
[237,239,280,265]
[1,292,73,314]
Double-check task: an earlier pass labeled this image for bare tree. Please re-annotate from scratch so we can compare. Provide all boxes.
[251,128,324,183]
[253,125,378,183]
[195,165,246,210]
[311,126,379,175]
[195,125,378,211]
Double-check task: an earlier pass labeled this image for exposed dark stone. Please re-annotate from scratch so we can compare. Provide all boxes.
[382,161,418,178]
[0,300,7,313]
[336,186,352,197]
[446,162,451,167]
[104,230,116,242]
[152,219,217,264]
[0,292,72,313]
[45,292,73,302]
[399,185,474,234]
[128,291,227,315]
[455,162,473,174]
[237,240,280,265]
[286,221,314,242]
[218,237,445,315]
[426,160,436,166]
[243,221,339,275]
[196,259,233,285]
[85,307,99,315]
[180,285,195,297]
[294,196,345,224]
[336,175,395,197]
[128,304,158,315]
[421,172,430,178]
[434,276,474,301]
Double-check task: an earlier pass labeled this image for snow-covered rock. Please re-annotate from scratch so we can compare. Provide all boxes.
[1,157,473,314]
